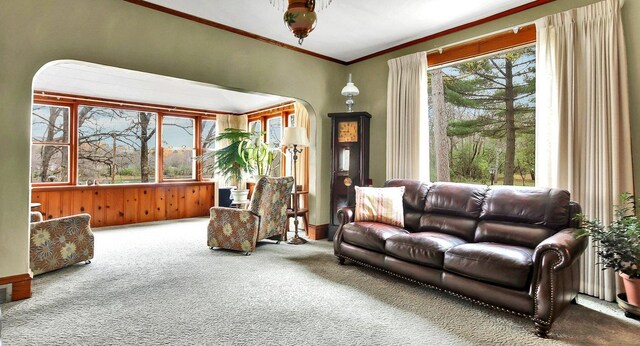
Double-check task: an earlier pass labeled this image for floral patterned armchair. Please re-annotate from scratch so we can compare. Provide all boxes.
[207,176,294,255]
[30,212,94,276]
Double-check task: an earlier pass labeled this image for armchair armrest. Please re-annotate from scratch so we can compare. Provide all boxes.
[533,228,587,271]
[209,207,259,220]
[30,211,43,223]
[30,214,94,276]
[208,207,260,252]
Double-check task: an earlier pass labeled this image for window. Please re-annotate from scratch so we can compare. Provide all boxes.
[31,104,70,183]
[162,116,195,180]
[249,120,261,137]
[77,106,157,184]
[266,117,282,147]
[266,117,283,176]
[201,119,216,179]
[428,45,535,186]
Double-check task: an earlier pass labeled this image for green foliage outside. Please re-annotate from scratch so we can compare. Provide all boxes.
[429,46,536,186]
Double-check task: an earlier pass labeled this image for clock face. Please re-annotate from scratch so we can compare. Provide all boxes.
[338,121,358,142]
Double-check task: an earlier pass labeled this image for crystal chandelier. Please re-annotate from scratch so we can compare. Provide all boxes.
[270,0,334,45]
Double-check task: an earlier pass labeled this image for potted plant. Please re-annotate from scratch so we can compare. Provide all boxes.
[576,193,640,306]
[201,128,280,202]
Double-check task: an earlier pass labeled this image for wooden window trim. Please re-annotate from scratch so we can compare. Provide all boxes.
[160,114,198,182]
[31,101,75,187]
[31,92,230,187]
[427,24,536,68]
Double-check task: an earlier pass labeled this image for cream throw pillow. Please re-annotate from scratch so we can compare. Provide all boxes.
[354,186,405,227]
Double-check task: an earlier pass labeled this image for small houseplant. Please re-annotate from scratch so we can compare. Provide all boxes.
[576,193,640,306]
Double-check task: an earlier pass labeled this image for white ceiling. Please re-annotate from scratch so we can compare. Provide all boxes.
[143,0,535,62]
[33,61,293,114]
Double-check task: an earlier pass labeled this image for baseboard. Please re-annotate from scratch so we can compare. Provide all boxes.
[308,223,328,240]
[0,273,32,301]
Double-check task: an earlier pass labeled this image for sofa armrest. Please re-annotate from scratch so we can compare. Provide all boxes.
[337,206,355,226]
[533,228,587,271]
[333,207,354,255]
[531,228,587,328]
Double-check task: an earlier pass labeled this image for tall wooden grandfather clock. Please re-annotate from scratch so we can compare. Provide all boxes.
[328,112,371,240]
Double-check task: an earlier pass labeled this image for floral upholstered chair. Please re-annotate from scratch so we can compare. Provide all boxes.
[30,212,94,276]
[207,176,294,255]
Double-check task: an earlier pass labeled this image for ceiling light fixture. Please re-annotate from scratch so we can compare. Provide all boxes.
[270,0,334,45]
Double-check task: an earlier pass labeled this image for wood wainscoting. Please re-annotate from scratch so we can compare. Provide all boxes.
[31,182,216,228]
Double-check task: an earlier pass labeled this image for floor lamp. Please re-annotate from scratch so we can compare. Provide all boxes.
[283,126,309,245]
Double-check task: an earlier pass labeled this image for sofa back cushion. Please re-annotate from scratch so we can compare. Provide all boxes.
[385,179,430,231]
[473,221,555,248]
[424,183,487,218]
[419,182,486,241]
[480,186,571,230]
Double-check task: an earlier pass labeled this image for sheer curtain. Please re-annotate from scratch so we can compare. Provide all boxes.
[215,114,248,190]
[386,52,429,181]
[535,0,632,301]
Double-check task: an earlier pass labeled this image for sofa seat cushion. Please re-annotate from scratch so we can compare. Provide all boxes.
[385,232,467,268]
[444,243,533,290]
[342,222,408,253]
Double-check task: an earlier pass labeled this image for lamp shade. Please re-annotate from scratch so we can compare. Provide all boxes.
[283,126,309,147]
[341,73,359,96]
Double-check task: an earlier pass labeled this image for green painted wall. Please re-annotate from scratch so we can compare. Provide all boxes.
[2,0,638,279]
[348,0,640,195]
[0,0,347,278]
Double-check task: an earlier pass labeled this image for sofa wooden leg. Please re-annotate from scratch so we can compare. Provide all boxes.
[338,257,345,265]
[534,322,550,338]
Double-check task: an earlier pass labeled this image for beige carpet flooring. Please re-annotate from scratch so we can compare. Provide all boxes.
[2,218,639,345]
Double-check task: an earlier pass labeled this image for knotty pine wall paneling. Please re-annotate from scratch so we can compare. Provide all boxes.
[31,182,216,228]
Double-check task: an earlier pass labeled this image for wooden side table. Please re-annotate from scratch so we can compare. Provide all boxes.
[285,190,309,241]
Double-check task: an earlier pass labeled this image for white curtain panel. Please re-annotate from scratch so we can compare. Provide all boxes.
[535,0,633,301]
[215,114,249,187]
[386,52,429,181]
[293,102,310,194]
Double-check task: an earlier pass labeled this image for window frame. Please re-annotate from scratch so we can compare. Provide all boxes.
[31,100,76,187]
[31,92,225,187]
[199,117,217,181]
[159,114,198,182]
[424,24,537,186]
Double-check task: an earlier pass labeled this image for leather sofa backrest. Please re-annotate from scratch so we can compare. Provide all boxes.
[385,179,430,232]
[479,185,571,229]
[421,182,487,241]
[382,180,574,247]
[425,183,487,218]
[475,185,571,248]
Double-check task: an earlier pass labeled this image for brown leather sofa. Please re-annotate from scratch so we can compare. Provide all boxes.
[333,180,587,337]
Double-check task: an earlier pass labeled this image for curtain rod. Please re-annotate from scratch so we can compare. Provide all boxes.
[425,21,535,56]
